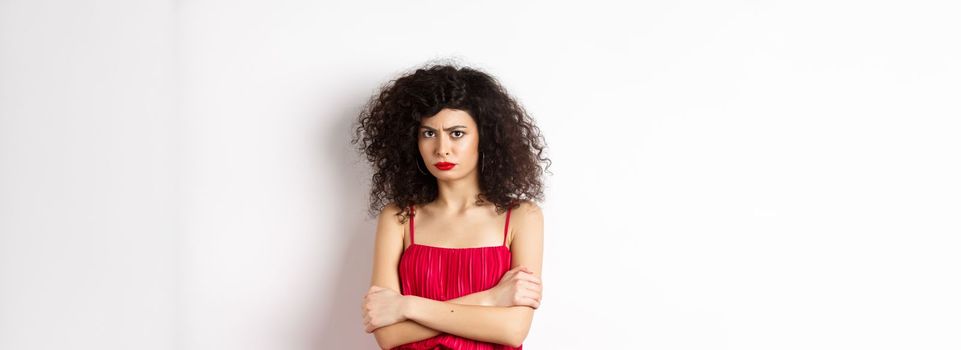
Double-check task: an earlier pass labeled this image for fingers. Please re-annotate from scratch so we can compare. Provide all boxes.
[522,286,542,305]
[361,308,371,333]
[502,266,523,280]
[524,295,541,309]
[508,265,531,272]
[507,271,542,299]
[514,293,541,309]
[520,281,542,300]
[506,265,532,275]
[520,279,542,294]
[499,267,523,283]
[361,291,375,333]
[506,266,540,282]
[513,271,541,285]
[506,278,543,308]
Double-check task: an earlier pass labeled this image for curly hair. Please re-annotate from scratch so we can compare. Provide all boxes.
[350,61,551,223]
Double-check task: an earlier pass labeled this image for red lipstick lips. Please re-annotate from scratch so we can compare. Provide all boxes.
[434,162,456,170]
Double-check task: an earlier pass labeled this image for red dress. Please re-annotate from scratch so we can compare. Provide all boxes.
[392,205,522,350]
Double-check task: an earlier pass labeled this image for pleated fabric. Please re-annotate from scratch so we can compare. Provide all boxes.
[393,205,521,350]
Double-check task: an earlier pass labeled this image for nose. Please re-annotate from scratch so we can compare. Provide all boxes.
[435,135,451,157]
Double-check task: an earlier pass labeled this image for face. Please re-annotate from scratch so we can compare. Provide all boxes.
[417,108,480,180]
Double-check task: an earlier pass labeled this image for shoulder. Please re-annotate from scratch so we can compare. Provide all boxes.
[507,201,544,272]
[512,200,543,222]
[370,203,407,292]
[377,202,408,229]
[509,200,544,239]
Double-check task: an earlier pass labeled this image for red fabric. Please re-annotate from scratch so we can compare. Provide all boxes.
[392,205,522,350]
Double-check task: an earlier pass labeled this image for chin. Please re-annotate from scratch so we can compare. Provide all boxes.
[433,169,475,181]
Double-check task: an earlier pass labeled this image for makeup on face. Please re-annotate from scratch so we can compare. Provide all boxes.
[434,162,456,171]
[419,109,479,174]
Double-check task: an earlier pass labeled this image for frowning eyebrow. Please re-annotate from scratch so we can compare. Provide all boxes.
[420,125,467,131]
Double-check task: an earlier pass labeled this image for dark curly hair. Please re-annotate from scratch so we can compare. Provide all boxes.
[351,61,551,223]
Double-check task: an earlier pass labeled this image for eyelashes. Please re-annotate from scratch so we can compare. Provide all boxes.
[421,130,465,138]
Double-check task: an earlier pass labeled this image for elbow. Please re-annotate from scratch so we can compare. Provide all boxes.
[502,308,534,347]
[372,328,396,350]
[504,328,529,348]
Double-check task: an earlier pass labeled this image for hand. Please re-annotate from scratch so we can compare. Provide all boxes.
[361,285,407,333]
[489,265,542,308]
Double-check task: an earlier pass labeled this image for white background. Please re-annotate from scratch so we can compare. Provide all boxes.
[1,0,959,349]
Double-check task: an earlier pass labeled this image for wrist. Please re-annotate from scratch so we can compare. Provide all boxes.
[401,295,418,319]
[480,290,494,307]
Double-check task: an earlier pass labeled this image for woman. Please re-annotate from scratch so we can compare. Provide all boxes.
[352,62,551,349]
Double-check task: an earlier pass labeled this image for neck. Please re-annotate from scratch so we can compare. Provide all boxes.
[433,172,486,213]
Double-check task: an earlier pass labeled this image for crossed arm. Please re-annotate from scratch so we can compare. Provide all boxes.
[369,289,496,348]
[362,202,544,349]
[400,295,535,347]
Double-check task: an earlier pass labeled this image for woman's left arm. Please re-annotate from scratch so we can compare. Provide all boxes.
[394,202,543,347]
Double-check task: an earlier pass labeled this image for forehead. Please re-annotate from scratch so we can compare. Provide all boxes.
[420,108,476,128]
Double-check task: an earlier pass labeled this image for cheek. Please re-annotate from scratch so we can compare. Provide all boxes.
[455,140,478,155]
[463,135,480,151]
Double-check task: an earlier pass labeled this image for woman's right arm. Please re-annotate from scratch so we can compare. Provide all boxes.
[371,294,491,349]
[366,203,436,349]
[367,204,498,349]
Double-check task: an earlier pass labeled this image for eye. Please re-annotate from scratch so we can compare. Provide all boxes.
[422,130,435,138]
[451,130,465,138]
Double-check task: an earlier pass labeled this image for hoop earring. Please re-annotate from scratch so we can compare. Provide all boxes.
[416,160,428,175]
[481,152,485,173]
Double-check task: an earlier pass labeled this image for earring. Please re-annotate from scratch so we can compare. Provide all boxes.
[416,160,428,175]
[481,152,485,172]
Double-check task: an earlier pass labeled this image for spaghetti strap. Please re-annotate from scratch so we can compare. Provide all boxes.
[409,205,415,245]
[396,203,518,348]
[502,206,512,247]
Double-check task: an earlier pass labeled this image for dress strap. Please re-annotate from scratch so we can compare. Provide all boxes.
[502,206,512,247]
[409,205,415,245]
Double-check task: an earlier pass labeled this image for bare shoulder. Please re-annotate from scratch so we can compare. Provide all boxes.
[376,202,406,236]
[379,202,402,219]
[508,200,544,274]
[371,202,406,291]
[513,200,544,223]
[508,200,543,244]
